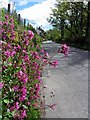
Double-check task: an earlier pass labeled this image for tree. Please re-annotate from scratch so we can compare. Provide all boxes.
[48,1,70,38]
[46,28,60,42]
[48,0,88,43]
[86,1,90,43]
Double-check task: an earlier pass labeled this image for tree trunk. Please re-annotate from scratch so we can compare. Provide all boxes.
[80,2,83,37]
[70,8,73,37]
[61,18,64,38]
[75,7,78,36]
[86,1,90,43]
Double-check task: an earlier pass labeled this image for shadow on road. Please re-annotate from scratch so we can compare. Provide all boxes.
[67,47,88,66]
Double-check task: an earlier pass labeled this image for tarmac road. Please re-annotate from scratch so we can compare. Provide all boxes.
[42,41,88,118]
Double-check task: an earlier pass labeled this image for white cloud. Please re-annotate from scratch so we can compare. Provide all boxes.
[18,0,56,30]
[0,0,9,9]
[0,0,56,30]
[0,0,13,11]
[19,0,30,6]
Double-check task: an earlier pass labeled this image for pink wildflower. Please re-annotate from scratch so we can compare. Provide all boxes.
[10,31,15,40]
[22,62,26,71]
[21,86,27,95]
[10,106,15,111]
[22,49,27,53]
[26,40,29,46]
[32,51,40,59]
[23,55,30,65]
[4,50,11,59]
[58,44,70,56]
[11,35,15,40]
[7,43,12,49]
[10,24,14,29]
[13,86,19,91]
[42,59,48,65]
[43,52,49,58]
[49,60,58,67]
[0,21,3,26]
[15,102,19,110]
[4,21,8,26]
[5,15,9,20]
[14,45,21,51]
[43,85,47,88]
[10,18,14,23]
[39,79,42,84]
[11,50,16,57]
[35,84,40,92]
[0,28,4,36]
[10,102,19,111]
[27,102,30,105]
[20,110,27,119]
[16,71,28,84]
[28,30,34,39]
[41,49,45,53]
[19,70,23,76]
[17,45,21,50]
[22,65,26,71]
[0,82,4,89]
[19,95,26,102]
[36,44,39,49]
[33,103,37,107]
[32,62,39,70]
[2,66,7,70]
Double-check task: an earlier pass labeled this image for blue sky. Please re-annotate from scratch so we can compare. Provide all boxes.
[0,0,56,31]
[13,0,47,11]
[15,2,39,11]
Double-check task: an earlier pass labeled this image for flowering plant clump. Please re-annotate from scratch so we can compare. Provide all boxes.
[0,14,69,119]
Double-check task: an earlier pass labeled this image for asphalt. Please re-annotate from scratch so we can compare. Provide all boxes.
[42,41,88,118]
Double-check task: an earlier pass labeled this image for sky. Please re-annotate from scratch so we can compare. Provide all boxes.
[0,0,57,31]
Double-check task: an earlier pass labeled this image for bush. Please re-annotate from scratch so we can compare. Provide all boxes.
[0,12,69,120]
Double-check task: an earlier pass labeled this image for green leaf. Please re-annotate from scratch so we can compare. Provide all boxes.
[3,99,9,104]
[4,117,9,120]
[0,115,2,119]
[22,105,28,109]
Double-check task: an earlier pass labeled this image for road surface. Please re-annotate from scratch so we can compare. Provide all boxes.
[42,41,88,118]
